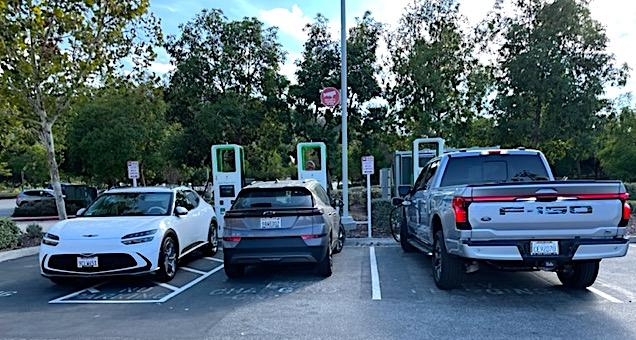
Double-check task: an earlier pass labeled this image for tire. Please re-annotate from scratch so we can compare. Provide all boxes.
[333,224,346,254]
[317,239,333,277]
[400,217,416,253]
[557,261,600,289]
[432,230,464,290]
[202,220,219,256]
[157,235,178,282]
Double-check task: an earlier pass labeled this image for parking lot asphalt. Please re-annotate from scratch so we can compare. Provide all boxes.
[1,243,635,339]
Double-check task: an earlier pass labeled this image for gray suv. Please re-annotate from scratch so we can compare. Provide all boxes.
[222,180,345,278]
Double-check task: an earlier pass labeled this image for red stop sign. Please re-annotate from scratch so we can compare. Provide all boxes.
[320,87,340,107]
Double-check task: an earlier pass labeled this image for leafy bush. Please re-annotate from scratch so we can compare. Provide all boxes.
[0,218,21,250]
[624,183,636,196]
[371,199,400,232]
[25,224,42,239]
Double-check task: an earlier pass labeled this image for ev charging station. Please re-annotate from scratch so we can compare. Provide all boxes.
[211,144,244,235]
[412,137,445,184]
[297,142,328,190]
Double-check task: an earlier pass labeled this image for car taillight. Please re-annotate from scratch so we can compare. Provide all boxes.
[223,236,241,242]
[301,234,322,240]
[452,196,471,230]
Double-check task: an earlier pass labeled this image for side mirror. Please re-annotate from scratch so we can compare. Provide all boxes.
[398,186,411,197]
[76,208,86,216]
[392,197,412,207]
[175,206,189,216]
[331,198,344,209]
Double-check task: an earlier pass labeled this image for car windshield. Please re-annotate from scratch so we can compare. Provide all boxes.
[82,193,172,217]
[232,188,313,209]
[440,154,550,187]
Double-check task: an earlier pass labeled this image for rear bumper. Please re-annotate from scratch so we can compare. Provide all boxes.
[451,238,630,262]
[223,236,329,265]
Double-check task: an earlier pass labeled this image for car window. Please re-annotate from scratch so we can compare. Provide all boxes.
[440,154,550,187]
[314,185,331,205]
[83,193,172,217]
[185,190,200,208]
[176,191,195,210]
[233,187,314,209]
[414,164,431,191]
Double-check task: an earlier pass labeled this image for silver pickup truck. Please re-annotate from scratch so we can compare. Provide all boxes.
[393,148,631,290]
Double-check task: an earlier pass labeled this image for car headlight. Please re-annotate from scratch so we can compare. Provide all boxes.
[42,233,59,246]
[121,229,157,245]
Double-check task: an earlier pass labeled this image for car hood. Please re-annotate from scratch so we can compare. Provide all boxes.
[48,216,168,240]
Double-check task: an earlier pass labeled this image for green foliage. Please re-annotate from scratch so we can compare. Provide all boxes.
[164,9,288,178]
[66,82,171,185]
[488,0,628,174]
[0,218,21,250]
[598,107,636,181]
[371,199,399,232]
[25,224,43,239]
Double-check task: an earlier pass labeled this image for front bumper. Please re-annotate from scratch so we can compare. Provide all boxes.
[223,236,329,265]
[39,238,160,277]
[450,238,630,262]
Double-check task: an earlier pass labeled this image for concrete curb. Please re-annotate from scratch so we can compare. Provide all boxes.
[348,237,399,247]
[0,246,38,263]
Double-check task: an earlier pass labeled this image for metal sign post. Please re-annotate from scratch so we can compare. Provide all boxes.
[127,161,139,187]
[362,156,374,238]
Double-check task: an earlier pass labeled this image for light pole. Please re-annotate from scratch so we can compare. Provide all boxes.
[340,0,355,228]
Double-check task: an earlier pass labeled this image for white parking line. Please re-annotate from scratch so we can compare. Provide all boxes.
[369,246,382,300]
[587,286,623,303]
[155,282,179,291]
[48,282,108,304]
[157,265,224,303]
[597,279,636,300]
[203,257,225,263]
[180,266,207,275]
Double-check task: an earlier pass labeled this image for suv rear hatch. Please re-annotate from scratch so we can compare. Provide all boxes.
[224,187,323,237]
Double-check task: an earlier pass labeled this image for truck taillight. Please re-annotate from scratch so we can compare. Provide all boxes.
[452,197,471,230]
[620,202,631,228]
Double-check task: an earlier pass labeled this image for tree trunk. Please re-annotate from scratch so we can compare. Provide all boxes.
[40,121,68,220]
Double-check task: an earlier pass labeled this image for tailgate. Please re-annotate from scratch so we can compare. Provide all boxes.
[466,181,626,239]
[224,208,321,237]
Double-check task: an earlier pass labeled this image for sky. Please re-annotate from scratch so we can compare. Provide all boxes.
[149,0,636,104]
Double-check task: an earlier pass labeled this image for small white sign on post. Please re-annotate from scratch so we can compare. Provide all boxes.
[362,156,374,238]
[127,161,140,187]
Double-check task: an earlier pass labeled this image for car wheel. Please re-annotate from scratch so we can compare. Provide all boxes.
[400,217,416,253]
[557,261,600,289]
[202,220,219,256]
[432,230,463,290]
[157,235,178,282]
[317,238,333,277]
[333,224,346,254]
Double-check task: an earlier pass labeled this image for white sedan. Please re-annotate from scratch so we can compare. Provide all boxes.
[39,186,218,284]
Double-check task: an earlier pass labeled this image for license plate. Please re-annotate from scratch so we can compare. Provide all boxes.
[260,217,282,229]
[530,241,559,256]
[77,256,99,268]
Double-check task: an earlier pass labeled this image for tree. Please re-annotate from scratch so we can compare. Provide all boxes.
[66,83,171,186]
[0,0,162,218]
[387,0,486,147]
[164,9,288,175]
[487,0,628,175]
[598,107,636,181]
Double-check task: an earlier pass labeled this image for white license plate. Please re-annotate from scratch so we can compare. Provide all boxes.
[77,256,99,268]
[260,217,282,229]
[530,241,559,256]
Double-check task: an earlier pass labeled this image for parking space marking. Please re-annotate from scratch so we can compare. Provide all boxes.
[154,282,180,291]
[203,256,225,263]
[630,244,635,249]
[158,264,224,302]
[181,266,207,275]
[587,286,623,303]
[597,279,636,299]
[369,246,381,300]
[49,260,225,304]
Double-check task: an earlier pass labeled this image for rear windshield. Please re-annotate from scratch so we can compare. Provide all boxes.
[233,188,314,209]
[440,154,550,187]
